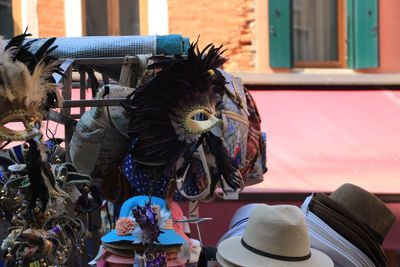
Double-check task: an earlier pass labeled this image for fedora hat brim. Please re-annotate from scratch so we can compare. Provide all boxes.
[218,236,333,267]
[101,228,186,245]
[302,197,375,267]
[216,251,240,267]
[104,251,187,266]
[306,216,375,266]
[310,194,386,266]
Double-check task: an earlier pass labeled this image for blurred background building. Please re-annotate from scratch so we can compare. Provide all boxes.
[1,0,400,73]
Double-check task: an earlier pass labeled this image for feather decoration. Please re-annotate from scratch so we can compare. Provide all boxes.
[4,29,31,52]
[204,132,243,194]
[0,32,65,210]
[0,32,63,143]
[165,175,177,210]
[123,41,227,180]
[26,139,50,211]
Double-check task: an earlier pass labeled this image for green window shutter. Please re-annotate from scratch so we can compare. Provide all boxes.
[347,0,355,68]
[268,0,292,68]
[348,0,379,69]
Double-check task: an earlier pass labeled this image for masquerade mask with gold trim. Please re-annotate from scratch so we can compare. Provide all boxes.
[0,32,64,211]
[123,42,242,192]
[0,32,63,145]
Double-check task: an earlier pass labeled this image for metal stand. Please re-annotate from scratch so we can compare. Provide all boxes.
[51,55,148,266]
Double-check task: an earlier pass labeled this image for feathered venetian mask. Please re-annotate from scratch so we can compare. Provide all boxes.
[123,42,242,192]
[0,32,62,145]
[0,32,65,211]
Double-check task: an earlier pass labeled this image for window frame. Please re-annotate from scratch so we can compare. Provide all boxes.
[81,0,148,36]
[11,0,22,35]
[293,0,346,68]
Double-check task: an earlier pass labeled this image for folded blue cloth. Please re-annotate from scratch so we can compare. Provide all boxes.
[182,37,190,55]
[25,35,190,59]
[156,34,189,55]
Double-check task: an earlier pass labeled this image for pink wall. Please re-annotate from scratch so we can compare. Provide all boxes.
[377,0,400,72]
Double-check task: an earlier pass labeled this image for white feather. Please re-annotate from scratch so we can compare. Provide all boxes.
[0,37,18,64]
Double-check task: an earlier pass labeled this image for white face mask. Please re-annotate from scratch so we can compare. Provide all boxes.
[184,108,221,135]
[171,101,222,145]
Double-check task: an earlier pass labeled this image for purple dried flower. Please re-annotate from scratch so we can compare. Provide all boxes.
[146,253,167,267]
[132,202,163,244]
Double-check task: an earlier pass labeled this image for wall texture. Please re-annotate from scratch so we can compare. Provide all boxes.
[168,0,257,71]
[377,0,400,72]
[33,0,400,73]
[37,0,65,37]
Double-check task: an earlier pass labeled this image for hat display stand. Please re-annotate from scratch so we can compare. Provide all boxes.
[50,45,189,267]
[0,34,194,267]
[36,36,269,266]
[96,195,188,266]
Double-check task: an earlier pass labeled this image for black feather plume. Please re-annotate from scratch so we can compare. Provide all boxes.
[27,37,57,74]
[26,139,50,211]
[123,42,228,180]
[4,28,32,52]
[204,132,242,194]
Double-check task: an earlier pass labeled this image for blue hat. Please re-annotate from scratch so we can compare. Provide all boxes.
[101,196,186,246]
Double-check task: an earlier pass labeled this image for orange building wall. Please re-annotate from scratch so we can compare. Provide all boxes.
[377,0,400,72]
[37,0,65,37]
[168,0,256,71]
[32,0,400,72]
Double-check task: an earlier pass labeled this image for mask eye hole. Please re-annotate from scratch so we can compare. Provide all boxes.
[191,110,212,121]
[34,121,41,129]
[184,108,220,134]
[3,121,26,131]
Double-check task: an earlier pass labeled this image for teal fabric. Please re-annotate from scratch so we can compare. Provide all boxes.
[22,35,189,58]
[156,34,190,55]
[182,37,190,55]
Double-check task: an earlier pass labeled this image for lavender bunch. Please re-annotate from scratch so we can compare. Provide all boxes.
[146,253,167,267]
[132,202,163,244]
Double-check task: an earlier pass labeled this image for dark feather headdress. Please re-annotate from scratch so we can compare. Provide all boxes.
[0,31,65,210]
[123,42,242,193]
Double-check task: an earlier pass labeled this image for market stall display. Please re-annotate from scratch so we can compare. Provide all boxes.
[0,33,88,266]
[94,196,189,266]
[1,30,396,267]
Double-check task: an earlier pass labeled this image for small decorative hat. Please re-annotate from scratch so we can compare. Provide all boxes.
[101,196,186,246]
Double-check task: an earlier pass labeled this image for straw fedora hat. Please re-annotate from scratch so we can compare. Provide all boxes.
[216,251,240,267]
[217,204,333,267]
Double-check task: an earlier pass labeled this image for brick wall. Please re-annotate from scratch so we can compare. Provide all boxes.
[37,0,65,37]
[168,0,256,71]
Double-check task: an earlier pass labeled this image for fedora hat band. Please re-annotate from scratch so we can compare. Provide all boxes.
[364,223,384,245]
[240,238,312,262]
